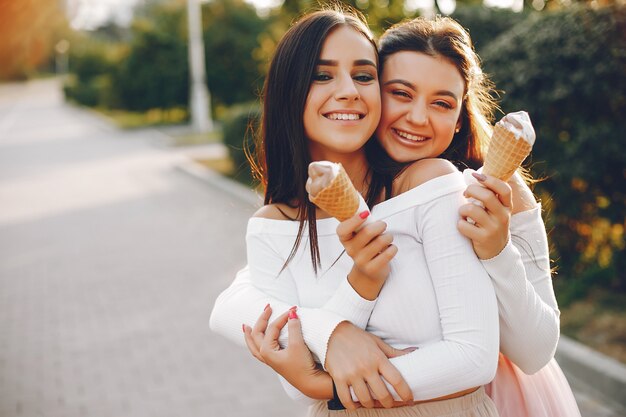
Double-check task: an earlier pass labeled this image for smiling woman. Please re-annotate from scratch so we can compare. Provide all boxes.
[304,26,381,163]
[377,52,464,163]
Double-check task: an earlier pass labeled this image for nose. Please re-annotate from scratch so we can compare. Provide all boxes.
[406,100,427,126]
[334,73,360,101]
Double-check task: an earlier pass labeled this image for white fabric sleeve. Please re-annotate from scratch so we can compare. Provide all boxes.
[361,190,500,402]
[209,267,375,355]
[481,205,560,374]
[210,228,377,403]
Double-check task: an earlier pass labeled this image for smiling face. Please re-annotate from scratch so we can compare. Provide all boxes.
[376,51,465,163]
[303,26,381,161]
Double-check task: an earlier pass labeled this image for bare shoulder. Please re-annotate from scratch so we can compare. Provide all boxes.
[396,158,458,193]
[251,204,297,220]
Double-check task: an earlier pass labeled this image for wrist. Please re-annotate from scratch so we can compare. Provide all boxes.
[478,234,510,260]
[347,269,382,300]
[304,369,334,400]
[327,378,347,410]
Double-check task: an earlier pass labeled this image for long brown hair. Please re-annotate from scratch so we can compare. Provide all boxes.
[377,16,499,171]
[251,8,377,273]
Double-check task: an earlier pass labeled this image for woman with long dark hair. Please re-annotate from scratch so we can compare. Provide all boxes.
[211,10,579,417]
[221,8,501,416]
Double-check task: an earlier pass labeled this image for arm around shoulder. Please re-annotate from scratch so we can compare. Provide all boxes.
[397,158,458,194]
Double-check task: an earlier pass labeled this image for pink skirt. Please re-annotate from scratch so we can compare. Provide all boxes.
[485,354,581,417]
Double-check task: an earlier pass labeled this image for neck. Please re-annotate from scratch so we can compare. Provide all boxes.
[340,153,370,196]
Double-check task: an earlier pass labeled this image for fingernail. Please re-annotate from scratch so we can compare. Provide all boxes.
[472,172,487,182]
[264,303,270,311]
[359,210,370,219]
[289,305,297,310]
[242,324,246,333]
[402,346,418,352]
[288,309,298,320]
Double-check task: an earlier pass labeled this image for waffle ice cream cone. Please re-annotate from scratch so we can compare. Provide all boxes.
[482,111,535,181]
[306,162,367,221]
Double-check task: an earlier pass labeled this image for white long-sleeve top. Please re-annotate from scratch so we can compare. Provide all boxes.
[218,172,500,401]
[209,173,561,402]
[483,206,560,373]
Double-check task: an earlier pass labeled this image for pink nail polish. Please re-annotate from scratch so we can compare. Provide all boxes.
[472,172,487,182]
[359,211,370,219]
[288,309,298,320]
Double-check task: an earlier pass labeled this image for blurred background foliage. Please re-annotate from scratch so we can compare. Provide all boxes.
[2,0,624,350]
[0,0,69,80]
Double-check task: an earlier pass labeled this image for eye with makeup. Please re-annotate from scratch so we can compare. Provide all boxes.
[312,71,332,82]
[353,71,376,83]
[389,88,412,100]
[433,99,454,110]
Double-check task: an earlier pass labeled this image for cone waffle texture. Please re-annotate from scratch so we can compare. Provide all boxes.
[483,124,532,181]
[309,164,360,221]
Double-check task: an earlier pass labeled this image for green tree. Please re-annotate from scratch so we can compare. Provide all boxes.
[481,4,626,302]
[451,5,529,52]
[113,1,189,111]
[0,0,67,79]
[203,0,269,108]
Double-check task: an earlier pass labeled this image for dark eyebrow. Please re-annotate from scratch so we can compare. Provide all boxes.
[317,59,377,69]
[384,79,459,101]
[434,90,459,101]
[354,59,377,69]
[384,79,415,90]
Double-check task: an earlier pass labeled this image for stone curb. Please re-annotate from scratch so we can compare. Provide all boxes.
[556,335,626,409]
[176,155,626,409]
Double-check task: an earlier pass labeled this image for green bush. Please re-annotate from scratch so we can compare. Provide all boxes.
[63,74,114,107]
[481,4,626,302]
[222,104,261,183]
[63,40,120,107]
[70,48,114,82]
[112,3,189,112]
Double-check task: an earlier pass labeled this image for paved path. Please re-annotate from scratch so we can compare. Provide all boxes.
[0,79,302,417]
[0,78,623,417]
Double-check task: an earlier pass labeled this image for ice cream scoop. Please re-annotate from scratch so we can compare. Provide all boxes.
[482,111,535,181]
[306,161,370,223]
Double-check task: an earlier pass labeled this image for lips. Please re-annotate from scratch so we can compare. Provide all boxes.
[393,128,429,142]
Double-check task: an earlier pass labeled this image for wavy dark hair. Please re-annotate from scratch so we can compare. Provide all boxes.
[250,8,377,273]
[376,16,499,173]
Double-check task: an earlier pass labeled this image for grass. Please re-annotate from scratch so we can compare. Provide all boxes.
[95,107,189,129]
[560,290,626,364]
[169,130,222,147]
[194,156,255,188]
[195,157,235,175]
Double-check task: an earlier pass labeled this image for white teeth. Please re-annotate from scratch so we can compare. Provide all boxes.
[395,129,426,142]
[327,113,361,120]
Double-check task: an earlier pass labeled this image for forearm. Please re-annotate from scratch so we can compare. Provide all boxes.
[485,206,560,373]
[210,266,296,347]
[210,265,376,365]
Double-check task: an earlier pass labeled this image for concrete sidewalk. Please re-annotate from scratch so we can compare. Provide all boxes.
[0,79,302,417]
[0,78,624,417]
